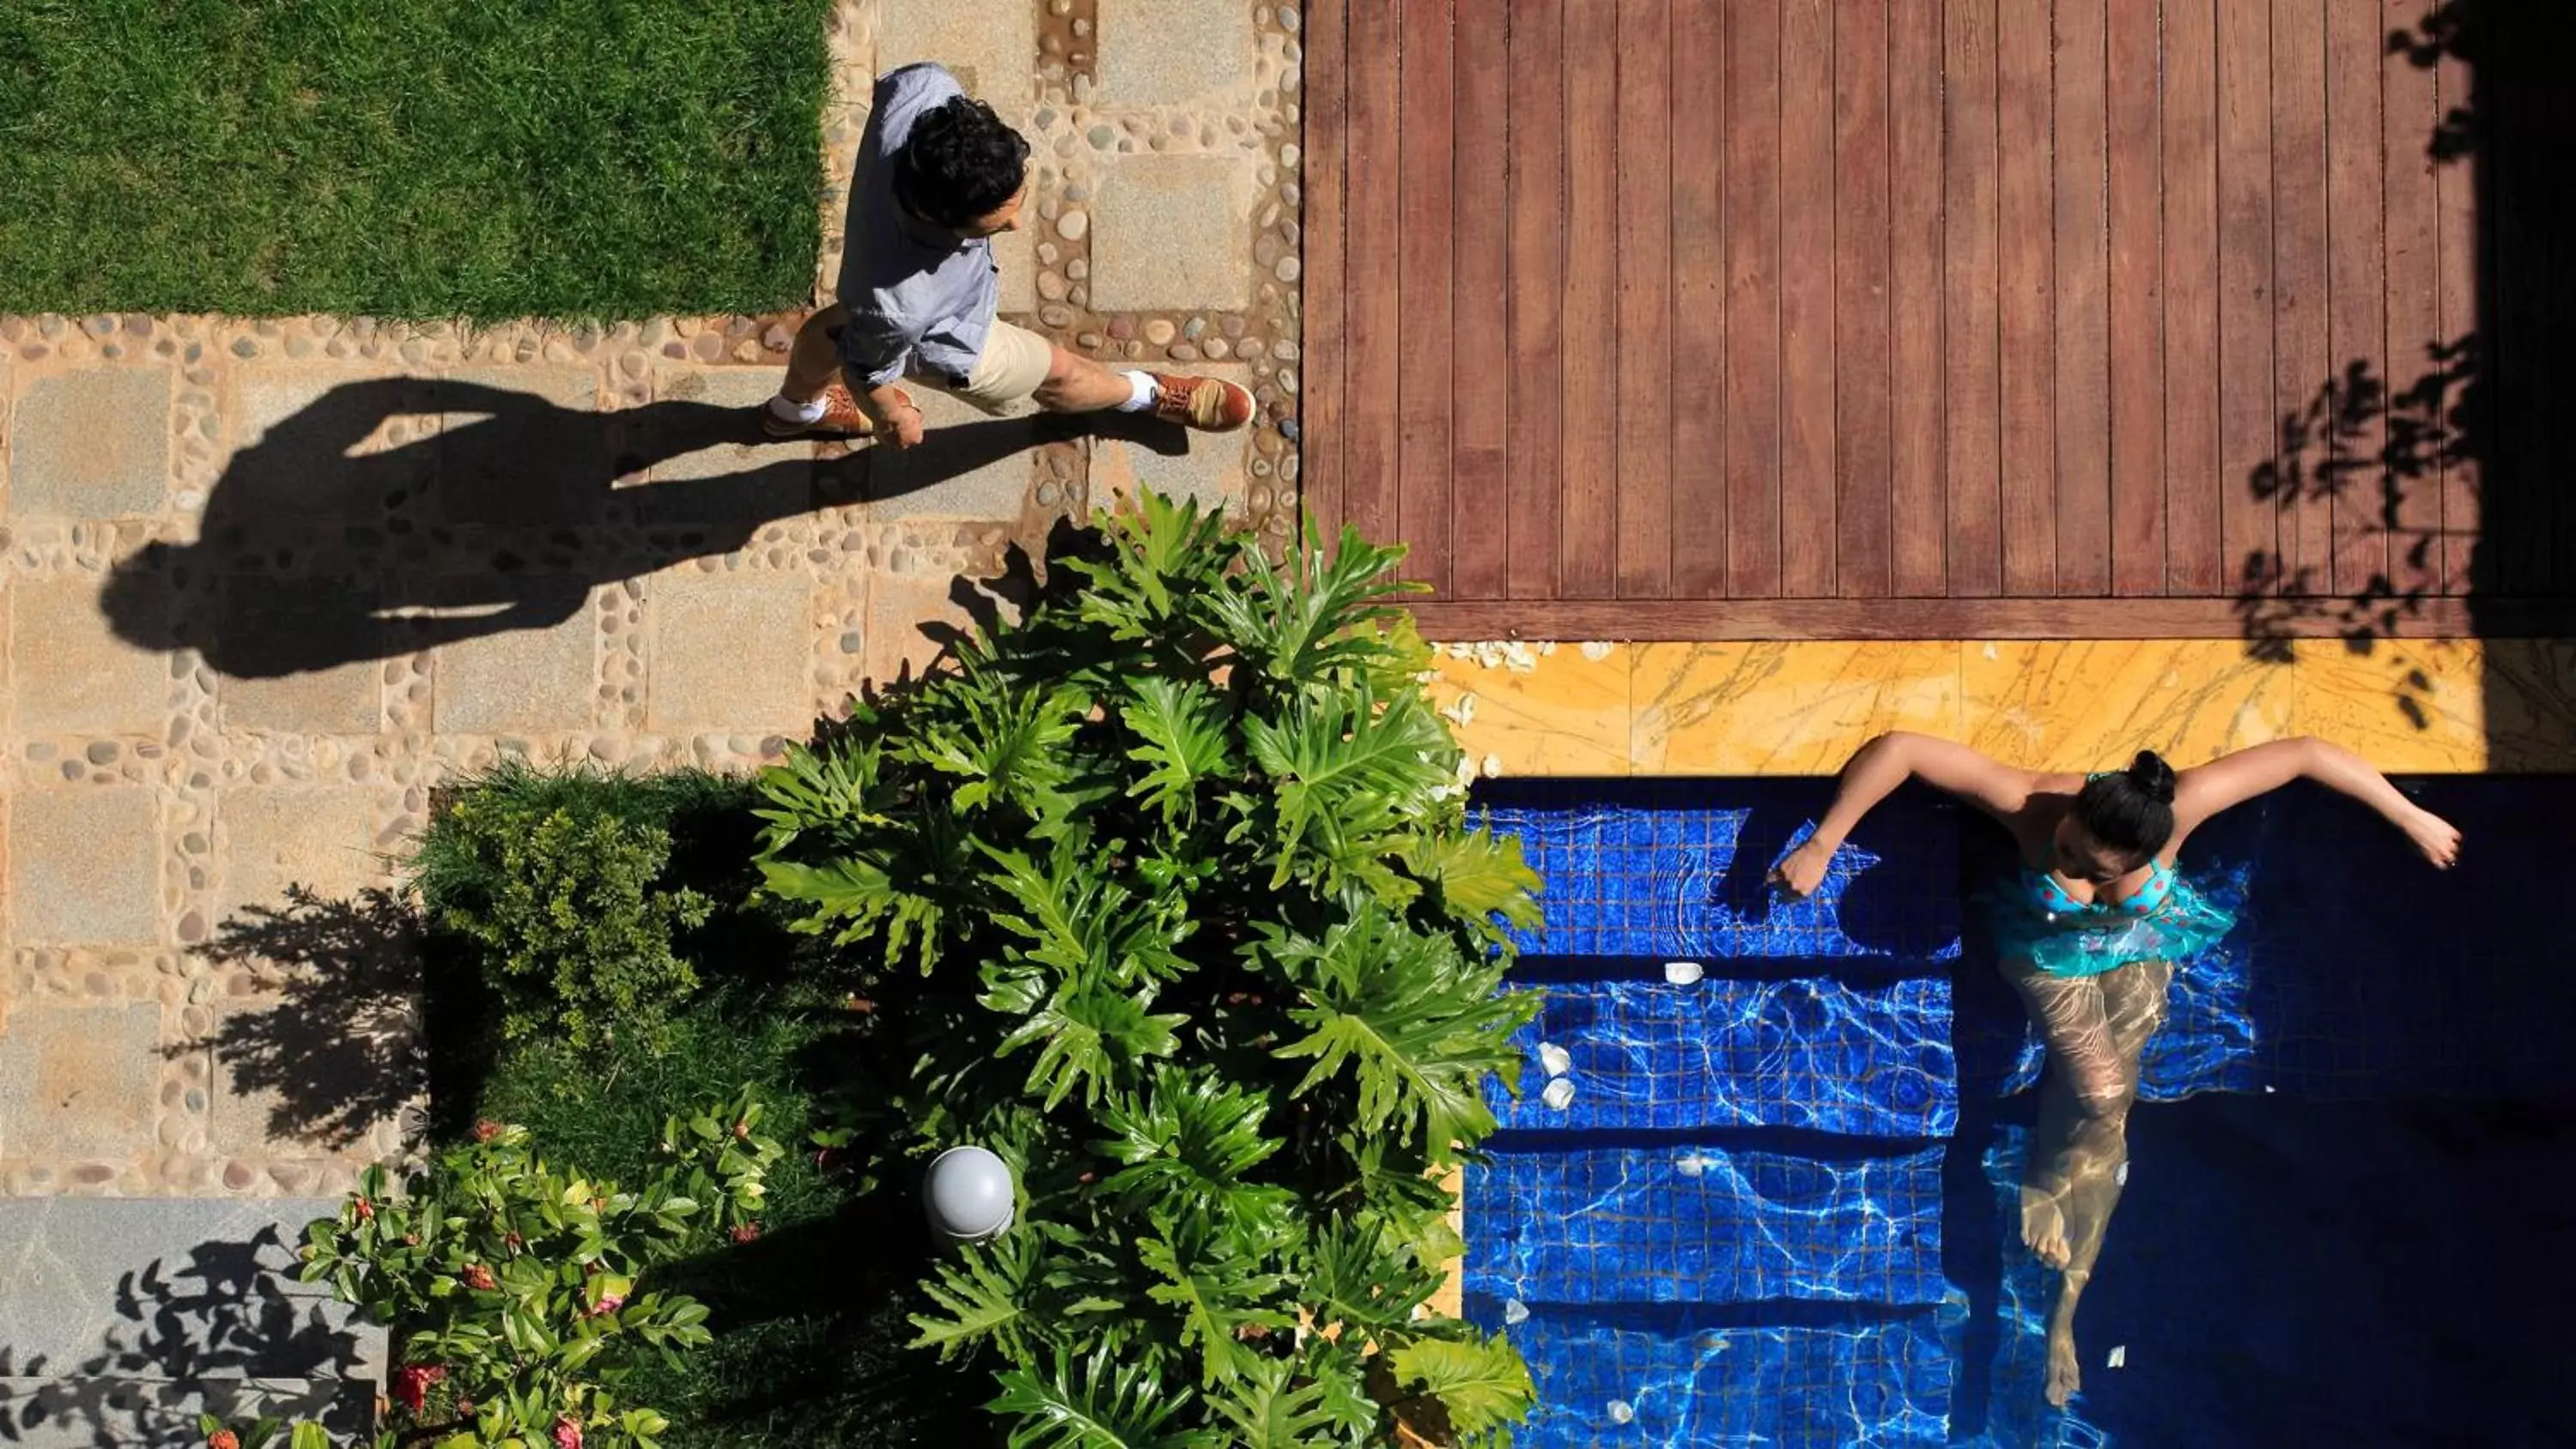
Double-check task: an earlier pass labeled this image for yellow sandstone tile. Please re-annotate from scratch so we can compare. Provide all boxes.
[2287,639,2486,772]
[1631,642,1963,774]
[1961,641,2293,771]
[1428,642,1633,777]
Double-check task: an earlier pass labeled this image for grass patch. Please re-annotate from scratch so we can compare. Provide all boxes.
[0,0,831,319]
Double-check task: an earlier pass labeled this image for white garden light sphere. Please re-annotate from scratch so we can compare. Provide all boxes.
[923,1145,1016,1244]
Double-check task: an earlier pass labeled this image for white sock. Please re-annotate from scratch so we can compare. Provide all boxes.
[1113,370,1158,413]
[769,392,829,424]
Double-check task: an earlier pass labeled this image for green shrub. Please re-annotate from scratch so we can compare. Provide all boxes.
[300,1094,783,1449]
[411,764,769,1051]
[754,492,1543,1446]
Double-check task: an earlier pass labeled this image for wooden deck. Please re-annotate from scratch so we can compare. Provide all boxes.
[1298,0,2576,640]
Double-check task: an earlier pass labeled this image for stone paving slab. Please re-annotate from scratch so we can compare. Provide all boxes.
[9,367,172,519]
[0,0,1303,1198]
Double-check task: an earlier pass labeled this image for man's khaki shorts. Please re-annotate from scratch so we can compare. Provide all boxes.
[948,319,1054,408]
[824,307,1056,410]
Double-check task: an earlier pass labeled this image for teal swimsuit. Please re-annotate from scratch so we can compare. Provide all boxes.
[1985,793,2240,979]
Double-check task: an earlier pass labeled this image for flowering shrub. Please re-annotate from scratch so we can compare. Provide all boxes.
[195,1419,326,1449]
[755,494,1541,1444]
[299,1092,783,1448]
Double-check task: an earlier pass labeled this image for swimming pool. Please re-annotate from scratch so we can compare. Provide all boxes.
[1467,777,2576,1446]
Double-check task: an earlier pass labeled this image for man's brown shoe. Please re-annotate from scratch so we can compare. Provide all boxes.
[1145,373,1256,432]
[761,380,881,439]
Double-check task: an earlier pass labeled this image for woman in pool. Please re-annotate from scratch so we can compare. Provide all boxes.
[1769,734,2462,1406]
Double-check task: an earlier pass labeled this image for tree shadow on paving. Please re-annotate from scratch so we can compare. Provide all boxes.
[2233,1,2576,758]
[98,377,1185,679]
[162,885,431,1154]
[0,1226,374,1445]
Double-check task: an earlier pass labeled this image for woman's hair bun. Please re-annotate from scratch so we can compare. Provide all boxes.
[2126,749,2178,804]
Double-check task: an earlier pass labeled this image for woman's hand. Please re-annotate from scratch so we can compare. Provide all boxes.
[2402,805,2462,869]
[1768,839,1835,901]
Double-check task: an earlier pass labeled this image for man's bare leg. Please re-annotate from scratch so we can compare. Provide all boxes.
[780,305,848,404]
[1032,344,1254,430]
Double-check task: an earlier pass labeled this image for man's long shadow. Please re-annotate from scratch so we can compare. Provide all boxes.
[100,377,1183,679]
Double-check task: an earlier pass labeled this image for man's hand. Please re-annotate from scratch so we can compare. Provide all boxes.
[867,385,926,449]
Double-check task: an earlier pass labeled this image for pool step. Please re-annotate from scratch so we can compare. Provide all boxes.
[1495,1307,1953,1448]
[1492,973,1958,1138]
[1465,1142,1947,1309]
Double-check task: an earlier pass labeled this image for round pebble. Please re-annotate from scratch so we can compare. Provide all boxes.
[1276,257,1302,283]
[1038,272,1069,301]
[1056,209,1089,241]
[1144,318,1177,346]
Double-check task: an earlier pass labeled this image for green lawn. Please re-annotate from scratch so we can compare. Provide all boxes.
[0,0,831,320]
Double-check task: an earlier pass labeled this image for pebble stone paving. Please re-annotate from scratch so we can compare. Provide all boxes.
[0,0,1309,1200]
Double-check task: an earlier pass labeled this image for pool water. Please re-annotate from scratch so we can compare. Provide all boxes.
[1467,778,2576,1446]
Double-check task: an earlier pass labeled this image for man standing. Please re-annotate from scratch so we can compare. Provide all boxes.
[764,62,1253,444]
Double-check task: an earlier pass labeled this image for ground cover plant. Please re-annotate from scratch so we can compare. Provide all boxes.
[410,766,987,1446]
[0,0,829,319]
[754,492,1544,1445]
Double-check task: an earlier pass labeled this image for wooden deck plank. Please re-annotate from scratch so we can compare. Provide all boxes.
[1342,0,1405,557]
[2325,0,2388,601]
[1297,0,2500,641]
[1299,0,1348,552]
[2161,0,2224,596]
[2052,0,2112,596]
[1832,0,1893,600]
[1779,0,1838,597]
[1615,0,1677,597]
[1724,0,1785,597]
[2432,21,2475,596]
[1504,0,1567,600]
[1886,0,1945,597]
[2379,0,2441,604]
[2106,0,2166,596]
[2217,0,2277,602]
[1996,0,2057,595]
[1450,0,1510,598]
[1671,0,1729,596]
[2271,0,2331,597]
[1406,596,2576,642]
[1562,0,1621,596]
[1396,0,1456,594]
[1942,0,2002,597]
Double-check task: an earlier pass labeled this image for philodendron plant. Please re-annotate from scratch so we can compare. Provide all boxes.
[756,493,1544,1446]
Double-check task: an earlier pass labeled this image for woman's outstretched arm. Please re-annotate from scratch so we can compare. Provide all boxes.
[2171,737,2461,866]
[1771,732,2041,898]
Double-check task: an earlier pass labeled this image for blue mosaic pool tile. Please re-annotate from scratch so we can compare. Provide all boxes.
[1465,1143,1947,1307]
[1492,976,1959,1138]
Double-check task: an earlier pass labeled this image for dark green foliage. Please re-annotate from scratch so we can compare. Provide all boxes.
[0,0,829,318]
[755,493,1543,1446]
[411,763,762,1051]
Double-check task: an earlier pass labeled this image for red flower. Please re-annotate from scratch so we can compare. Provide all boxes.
[462,1263,496,1292]
[732,1119,750,1141]
[207,1432,240,1449]
[552,1415,584,1449]
[352,1196,374,1222]
[587,1294,625,1319]
[457,1399,475,1416]
[474,1119,502,1143]
[392,1363,447,1414]
[730,1221,762,1245]
[503,1231,525,1254]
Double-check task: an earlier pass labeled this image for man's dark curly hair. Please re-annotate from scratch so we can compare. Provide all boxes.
[893,96,1032,229]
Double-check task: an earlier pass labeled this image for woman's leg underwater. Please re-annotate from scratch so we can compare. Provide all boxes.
[2006,957,2175,1404]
